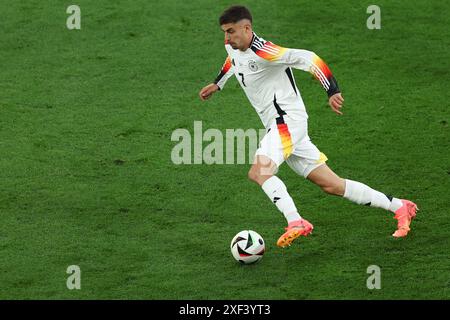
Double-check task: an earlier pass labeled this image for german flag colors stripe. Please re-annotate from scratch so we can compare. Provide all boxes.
[253,41,287,61]
[221,56,232,74]
[277,121,293,159]
[310,54,333,91]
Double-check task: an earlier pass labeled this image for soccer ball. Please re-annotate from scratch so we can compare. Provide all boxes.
[230,230,265,264]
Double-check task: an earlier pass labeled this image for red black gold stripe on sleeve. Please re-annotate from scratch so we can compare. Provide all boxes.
[221,56,232,73]
[251,40,287,61]
[310,54,340,97]
[214,56,232,87]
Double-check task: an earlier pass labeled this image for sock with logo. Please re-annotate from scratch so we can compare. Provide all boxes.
[261,176,301,223]
[343,179,403,213]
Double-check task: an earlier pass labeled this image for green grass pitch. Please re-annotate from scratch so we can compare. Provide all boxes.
[0,0,449,299]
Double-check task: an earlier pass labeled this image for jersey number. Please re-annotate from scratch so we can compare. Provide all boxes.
[238,73,246,87]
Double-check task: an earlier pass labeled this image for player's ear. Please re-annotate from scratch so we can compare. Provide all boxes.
[243,22,252,34]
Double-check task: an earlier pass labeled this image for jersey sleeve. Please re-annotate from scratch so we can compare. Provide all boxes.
[252,41,340,97]
[213,56,234,90]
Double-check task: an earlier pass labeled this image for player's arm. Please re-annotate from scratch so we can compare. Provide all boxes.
[199,56,234,101]
[281,48,344,114]
[253,42,344,114]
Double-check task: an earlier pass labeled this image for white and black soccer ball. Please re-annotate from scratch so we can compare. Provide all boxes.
[230,230,265,264]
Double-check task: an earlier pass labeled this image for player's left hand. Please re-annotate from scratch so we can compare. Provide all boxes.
[329,93,344,115]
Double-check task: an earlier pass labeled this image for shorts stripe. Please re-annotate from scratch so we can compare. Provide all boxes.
[276,120,293,159]
[273,94,292,159]
[317,152,328,164]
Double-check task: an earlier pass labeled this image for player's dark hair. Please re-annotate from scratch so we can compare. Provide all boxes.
[219,5,252,25]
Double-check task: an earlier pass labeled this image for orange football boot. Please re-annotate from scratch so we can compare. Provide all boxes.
[392,200,418,238]
[277,218,313,248]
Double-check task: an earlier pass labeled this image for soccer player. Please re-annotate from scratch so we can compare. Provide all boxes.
[199,5,418,247]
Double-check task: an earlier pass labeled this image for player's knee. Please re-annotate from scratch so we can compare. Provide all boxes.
[248,167,260,183]
[248,165,271,185]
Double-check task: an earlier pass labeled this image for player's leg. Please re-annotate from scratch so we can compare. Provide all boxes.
[248,155,313,247]
[306,164,418,237]
[249,119,313,247]
[248,154,300,223]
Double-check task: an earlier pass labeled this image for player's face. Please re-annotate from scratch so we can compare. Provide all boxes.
[221,20,252,51]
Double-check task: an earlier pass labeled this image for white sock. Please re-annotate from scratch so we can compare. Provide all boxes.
[261,176,301,223]
[343,179,403,213]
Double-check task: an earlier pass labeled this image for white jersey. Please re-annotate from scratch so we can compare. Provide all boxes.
[214,33,340,128]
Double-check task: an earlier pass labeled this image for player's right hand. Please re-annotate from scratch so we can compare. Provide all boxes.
[199,83,219,101]
[329,92,344,115]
